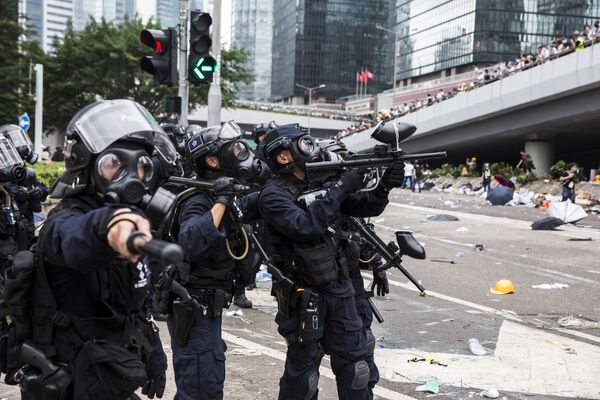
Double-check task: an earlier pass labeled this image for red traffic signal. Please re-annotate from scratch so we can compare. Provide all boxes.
[140,28,177,86]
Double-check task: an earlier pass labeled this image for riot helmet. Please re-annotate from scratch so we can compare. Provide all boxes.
[261,124,324,174]
[186,121,269,184]
[160,122,188,157]
[52,99,162,201]
[0,124,38,164]
[0,135,26,183]
[252,121,278,144]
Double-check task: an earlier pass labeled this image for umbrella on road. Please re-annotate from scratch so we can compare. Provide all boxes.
[531,217,565,231]
[493,175,515,189]
[486,185,513,206]
[428,214,459,222]
[548,200,588,223]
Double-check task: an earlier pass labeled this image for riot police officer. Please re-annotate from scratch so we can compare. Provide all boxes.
[5,99,170,400]
[167,121,263,400]
[316,137,400,397]
[0,125,49,251]
[258,124,400,400]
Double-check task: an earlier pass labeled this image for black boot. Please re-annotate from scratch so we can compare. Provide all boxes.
[234,293,253,309]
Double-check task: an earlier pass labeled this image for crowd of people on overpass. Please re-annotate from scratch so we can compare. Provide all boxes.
[336,22,600,140]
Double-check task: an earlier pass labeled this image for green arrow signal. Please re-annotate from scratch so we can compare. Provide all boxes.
[193,57,217,80]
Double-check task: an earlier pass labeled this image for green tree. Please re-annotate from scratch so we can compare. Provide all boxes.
[44,17,254,131]
[0,0,44,126]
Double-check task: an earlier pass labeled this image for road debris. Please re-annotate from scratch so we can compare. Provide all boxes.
[456,226,469,232]
[479,388,500,398]
[427,214,459,222]
[531,283,569,289]
[490,279,515,294]
[415,379,440,394]
[225,310,244,317]
[467,338,487,356]
[407,357,448,367]
[474,244,484,251]
[557,315,600,329]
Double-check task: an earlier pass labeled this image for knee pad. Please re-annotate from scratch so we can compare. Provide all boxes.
[351,360,370,390]
[304,371,319,400]
[365,328,375,356]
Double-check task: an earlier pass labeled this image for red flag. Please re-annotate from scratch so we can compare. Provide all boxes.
[365,70,375,80]
[359,69,367,83]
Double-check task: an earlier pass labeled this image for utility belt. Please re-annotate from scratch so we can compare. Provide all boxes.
[170,287,232,348]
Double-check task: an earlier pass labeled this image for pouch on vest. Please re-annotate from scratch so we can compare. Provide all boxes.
[293,239,338,286]
[71,339,147,400]
[4,250,36,340]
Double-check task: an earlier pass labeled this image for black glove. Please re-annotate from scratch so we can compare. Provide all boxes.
[28,186,48,202]
[212,177,239,206]
[142,336,167,399]
[371,261,389,297]
[142,372,166,399]
[381,164,405,190]
[338,169,366,194]
[13,187,28,203]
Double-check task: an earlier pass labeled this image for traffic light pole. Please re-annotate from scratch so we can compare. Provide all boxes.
[34,64,43,154]
[178,0,190,126]
[207,0,222,126]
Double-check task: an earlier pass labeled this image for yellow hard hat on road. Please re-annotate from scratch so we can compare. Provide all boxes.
[490,279,515,294]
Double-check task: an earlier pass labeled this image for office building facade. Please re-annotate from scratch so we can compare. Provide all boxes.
[231,0,273,101]
[391,0,600,82]
[271,0,390,102]
[21,0,136,52]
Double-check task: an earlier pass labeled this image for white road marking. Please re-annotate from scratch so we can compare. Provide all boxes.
[375,320,600,399]
[222,331,418,400]
[363,271,600,345]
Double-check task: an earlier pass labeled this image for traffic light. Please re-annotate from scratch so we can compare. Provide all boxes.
[189,11,217,84]
[140,28,177,86]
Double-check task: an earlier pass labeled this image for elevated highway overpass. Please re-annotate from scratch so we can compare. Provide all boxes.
[342,44,600,174]
[188,106,353,139]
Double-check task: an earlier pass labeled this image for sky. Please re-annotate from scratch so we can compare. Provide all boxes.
[137,0,232,48]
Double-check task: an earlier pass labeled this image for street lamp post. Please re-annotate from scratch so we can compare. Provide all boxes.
[376,25,400,105]
[296,83,326,134]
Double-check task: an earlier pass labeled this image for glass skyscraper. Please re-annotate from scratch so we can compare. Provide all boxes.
[391,0,600,82]
[271,0,390,102]
[156,0,178,28]
[232,0,273,101]
[21,0,136,52]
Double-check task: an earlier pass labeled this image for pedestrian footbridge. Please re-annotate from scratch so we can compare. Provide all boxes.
[342,44,600,174]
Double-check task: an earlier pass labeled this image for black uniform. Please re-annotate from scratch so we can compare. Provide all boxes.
[259,175,388,400]
[168,190,258,400]
[15,194,166,400]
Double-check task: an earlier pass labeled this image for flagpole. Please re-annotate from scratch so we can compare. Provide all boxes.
[355,70,359,97]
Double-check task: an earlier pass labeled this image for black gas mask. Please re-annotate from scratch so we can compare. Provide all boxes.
[268,134,323,174]
[219,140,271,185]
[0,136,27,184]
[93,145,177,230]
[93,146,154,205]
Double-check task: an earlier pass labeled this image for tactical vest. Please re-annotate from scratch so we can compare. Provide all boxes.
[173,190,240,291]
[265,176,345,287]
[2,195,156,400]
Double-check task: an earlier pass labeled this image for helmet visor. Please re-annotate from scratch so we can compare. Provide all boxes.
[6,128,33,150]
[0,137,24,169]
[154,130,180,165]
[71,100,162,154]
[219,121,244,141]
